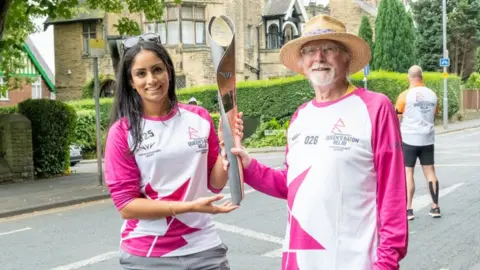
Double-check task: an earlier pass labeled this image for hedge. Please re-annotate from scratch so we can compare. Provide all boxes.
[174,70,461,120]
[71,107,220,157]
[17,99,77,178]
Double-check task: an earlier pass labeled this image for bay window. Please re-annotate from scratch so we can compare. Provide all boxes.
[145,5,205,46]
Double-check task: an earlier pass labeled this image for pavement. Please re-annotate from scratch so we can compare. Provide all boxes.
[0,126,479,269]
[0,118,479,220]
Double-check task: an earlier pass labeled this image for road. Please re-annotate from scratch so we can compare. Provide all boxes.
[0,127,479,270]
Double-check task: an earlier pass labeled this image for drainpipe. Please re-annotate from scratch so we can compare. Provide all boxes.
[256,21,263,80]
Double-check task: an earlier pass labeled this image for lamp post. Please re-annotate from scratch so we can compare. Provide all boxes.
[442,0,448,129]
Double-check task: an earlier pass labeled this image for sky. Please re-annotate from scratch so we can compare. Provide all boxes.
[28,0,330,75]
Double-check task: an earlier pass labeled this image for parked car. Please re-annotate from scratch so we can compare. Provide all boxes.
[70,144,83,166]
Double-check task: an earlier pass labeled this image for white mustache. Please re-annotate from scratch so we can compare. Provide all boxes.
[310,62,332,71]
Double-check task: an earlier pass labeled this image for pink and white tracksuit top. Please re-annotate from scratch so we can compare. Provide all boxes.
[243,88,408,270]
[104,104,223,258]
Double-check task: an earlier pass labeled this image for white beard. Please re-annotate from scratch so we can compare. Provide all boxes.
[308,69,335,87]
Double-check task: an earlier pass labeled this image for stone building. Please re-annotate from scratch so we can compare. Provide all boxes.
[44,0,381,101]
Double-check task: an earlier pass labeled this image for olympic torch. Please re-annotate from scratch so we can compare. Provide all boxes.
[207,16,244,205]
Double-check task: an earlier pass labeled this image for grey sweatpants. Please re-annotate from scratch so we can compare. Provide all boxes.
[119,243,230,270]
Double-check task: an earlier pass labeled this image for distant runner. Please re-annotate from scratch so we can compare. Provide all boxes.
[396,65,441,220]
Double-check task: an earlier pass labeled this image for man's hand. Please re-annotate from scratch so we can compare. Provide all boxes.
[221,147,253,170]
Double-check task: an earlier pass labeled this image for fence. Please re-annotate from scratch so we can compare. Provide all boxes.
[463,89,480,111]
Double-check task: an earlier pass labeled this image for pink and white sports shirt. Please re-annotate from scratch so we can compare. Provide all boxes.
[244,88,408,270]
[104,103,223,257]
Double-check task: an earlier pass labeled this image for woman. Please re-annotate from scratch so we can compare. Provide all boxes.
[104,33,242,269]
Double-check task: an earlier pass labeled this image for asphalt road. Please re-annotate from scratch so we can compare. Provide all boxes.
[0,127,479,270]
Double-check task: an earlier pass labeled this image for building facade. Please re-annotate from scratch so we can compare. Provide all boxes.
[0,37,55,107]
[45,0,380,101]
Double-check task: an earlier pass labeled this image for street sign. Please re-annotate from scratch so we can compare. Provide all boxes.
[89,39,105,58]
[442,72,448,79]
[363,64,370,76]
[440,57,450,67]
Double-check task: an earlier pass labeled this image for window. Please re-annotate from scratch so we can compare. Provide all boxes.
[0,77,8,101]
[267,24,280,49]
[145,5,205,45]
[32,78,42,99]
[82,22,97,54]
[284,25,294,44]
[176,75,186,89]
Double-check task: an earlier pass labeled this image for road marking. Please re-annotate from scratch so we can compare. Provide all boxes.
[263,248,283,258]
[413,182,464,211]
[214,221,283,245]
[435,151,480,157]
[0,227,32,236]
[415,164,480,167]
[49,251,118,270]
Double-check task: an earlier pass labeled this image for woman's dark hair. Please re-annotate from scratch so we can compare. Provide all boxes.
[109,41,177,153]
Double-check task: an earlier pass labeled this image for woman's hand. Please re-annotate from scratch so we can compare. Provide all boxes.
[190,194,239,214]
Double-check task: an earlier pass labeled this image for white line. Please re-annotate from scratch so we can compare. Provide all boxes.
[214,221,284,245]
[49,251,119,270]
[413,183,464,211]
[263,248,283,257]
[0,227,32,236]
[429,164,480,167]
[435,151,480,157]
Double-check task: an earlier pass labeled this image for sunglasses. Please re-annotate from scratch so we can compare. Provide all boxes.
[122,33,161,50]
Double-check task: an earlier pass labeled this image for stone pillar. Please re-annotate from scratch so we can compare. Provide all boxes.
[0,113,34,183]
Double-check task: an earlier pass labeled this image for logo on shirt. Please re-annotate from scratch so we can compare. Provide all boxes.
[141,130,154,142]
[137,130,161,158]
[414,92,436,113]
[325,118,360,151]
[187,126,208,154]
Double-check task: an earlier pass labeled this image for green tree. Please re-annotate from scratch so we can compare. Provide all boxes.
[411,0,443,72]
[0,0,180,94]
[358,15,374,66]
[447,0,480,78]
[373,0,415,72]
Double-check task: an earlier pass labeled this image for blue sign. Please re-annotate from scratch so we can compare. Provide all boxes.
[440,58,450,67]
[363,64,370,76]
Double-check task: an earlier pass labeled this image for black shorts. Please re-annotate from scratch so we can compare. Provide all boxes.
[402,143,434,167]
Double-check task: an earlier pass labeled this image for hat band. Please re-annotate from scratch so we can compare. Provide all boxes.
[304,29,336,36]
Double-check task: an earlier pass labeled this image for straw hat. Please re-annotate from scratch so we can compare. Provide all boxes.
[279,15,371,75]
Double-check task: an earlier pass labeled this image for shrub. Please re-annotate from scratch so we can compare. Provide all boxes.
[18,99,77,178]
[0,105,17,114]
[70,107,220,158]
[175,71,461,121]
[82,74,116,99]
[463,72,480,89]
[72,110,101,154]
[350,70,461,119]
[243,118,289,148]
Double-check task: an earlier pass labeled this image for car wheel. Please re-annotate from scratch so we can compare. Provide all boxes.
[70,162,79,167]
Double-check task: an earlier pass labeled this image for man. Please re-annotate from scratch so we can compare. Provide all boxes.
[223,15,408,270]
[395,65,441,220]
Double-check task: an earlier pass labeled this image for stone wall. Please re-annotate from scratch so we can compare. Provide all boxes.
[0,114,34,184]
[330,0,377,35]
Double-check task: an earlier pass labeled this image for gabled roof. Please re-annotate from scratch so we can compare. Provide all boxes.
[43,10,104,30]
[263,0,309,22]
[23,37,55,92]
[353,0,378,16]
[264,0,292,16]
